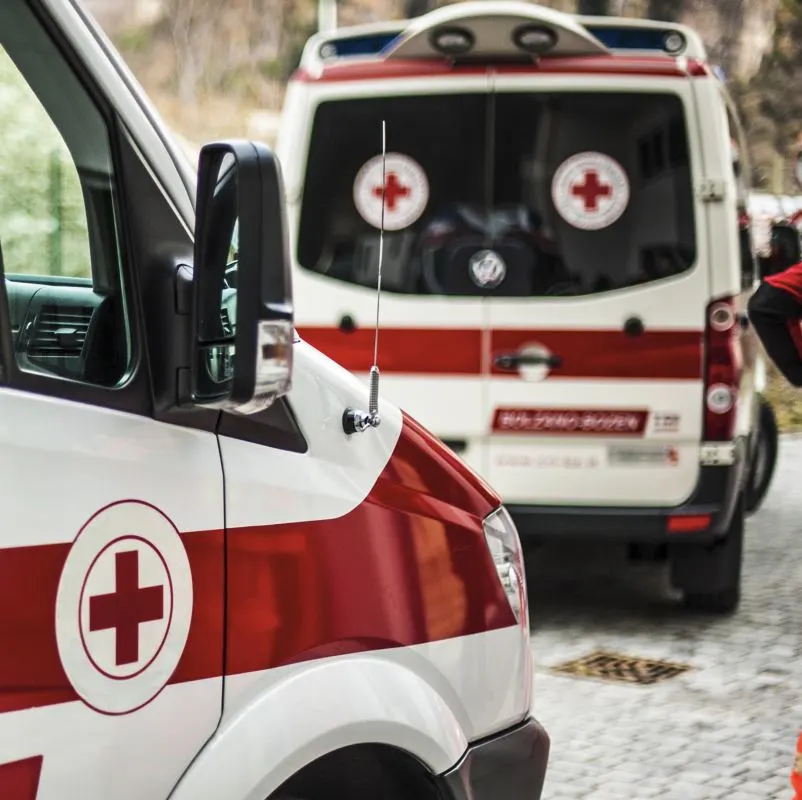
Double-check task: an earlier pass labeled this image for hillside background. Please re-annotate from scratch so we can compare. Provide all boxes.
[85,0,802,193]
[84,0,802,428]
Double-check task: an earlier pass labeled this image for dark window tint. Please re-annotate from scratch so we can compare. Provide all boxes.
[298,91,697,298]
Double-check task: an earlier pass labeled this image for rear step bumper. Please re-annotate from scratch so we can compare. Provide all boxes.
[439,716,550,800]
[508,442,747,544]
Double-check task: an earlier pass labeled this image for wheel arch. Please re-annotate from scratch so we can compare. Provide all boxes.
[168,655,469,800]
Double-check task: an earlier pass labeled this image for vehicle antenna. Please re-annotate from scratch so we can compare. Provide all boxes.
[342,120,386,435]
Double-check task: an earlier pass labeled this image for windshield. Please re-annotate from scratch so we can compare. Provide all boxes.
[297,90,696,297]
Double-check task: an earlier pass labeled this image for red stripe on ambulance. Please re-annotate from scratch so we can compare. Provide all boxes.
[0,756,43,799]
[0,415,508,715]
[292,56,710,84]
[299,326,704,380]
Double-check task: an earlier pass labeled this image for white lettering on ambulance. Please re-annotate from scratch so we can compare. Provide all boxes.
[493,408,648,436]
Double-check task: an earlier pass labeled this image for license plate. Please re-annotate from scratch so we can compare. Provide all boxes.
[608,445,679,466]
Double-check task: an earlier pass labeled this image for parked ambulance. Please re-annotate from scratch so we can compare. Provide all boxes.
[0,0,547,798]
[278,1,790,614]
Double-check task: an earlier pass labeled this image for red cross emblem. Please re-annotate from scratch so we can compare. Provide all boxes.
[372,172,411,212]
[570,169,612,212]
[88,549,164,666]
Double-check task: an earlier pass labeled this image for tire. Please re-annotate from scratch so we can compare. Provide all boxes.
[671,493,744,615]
[745,396,778,516]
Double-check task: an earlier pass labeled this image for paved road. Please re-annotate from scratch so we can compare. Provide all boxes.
[527,436,802,800]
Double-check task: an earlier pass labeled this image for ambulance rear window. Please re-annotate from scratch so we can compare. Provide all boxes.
[297,91,696,297]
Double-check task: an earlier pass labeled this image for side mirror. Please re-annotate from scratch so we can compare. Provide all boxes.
[191,140,294,414]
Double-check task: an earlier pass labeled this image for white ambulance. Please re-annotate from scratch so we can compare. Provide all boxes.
[0,1,547,798]
[278,1,786,614]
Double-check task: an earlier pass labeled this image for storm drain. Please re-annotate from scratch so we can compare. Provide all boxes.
[549,650,692,685]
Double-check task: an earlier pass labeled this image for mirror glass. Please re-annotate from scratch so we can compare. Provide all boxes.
[195,153,238,399]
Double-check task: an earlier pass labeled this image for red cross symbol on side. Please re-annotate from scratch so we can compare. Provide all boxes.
[89,549,164,666]
[372,172,411,212]
[79,535,173,680]
[570,170,612,212]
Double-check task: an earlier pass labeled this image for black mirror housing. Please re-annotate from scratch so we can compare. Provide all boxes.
[191,140,294,413]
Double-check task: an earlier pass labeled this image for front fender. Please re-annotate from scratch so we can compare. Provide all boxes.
[169,655,469,800]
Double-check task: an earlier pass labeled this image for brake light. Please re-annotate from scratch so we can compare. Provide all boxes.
[667,513,711,534]
[703,297,742,442]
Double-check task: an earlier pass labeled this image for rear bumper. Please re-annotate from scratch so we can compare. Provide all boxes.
[508,441,747,545]
[438,717,550,800]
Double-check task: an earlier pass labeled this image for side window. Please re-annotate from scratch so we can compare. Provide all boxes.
[723,100,755,288]
[0,3,131,389]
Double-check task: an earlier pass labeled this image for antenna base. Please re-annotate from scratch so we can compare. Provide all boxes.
[343,408,382,435]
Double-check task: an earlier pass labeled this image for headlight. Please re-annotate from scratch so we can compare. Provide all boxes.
[483,506,528,630]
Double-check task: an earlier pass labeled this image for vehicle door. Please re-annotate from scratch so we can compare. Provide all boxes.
[290,78,491,473]
[0,2,224,797]
[482,77,708,506]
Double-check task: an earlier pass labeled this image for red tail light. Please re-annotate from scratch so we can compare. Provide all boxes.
[703,297,742,442]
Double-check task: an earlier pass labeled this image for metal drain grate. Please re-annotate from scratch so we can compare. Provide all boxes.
[549,650,692,685]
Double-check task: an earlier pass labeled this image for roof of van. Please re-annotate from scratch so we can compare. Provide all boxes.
[294,1,712,83]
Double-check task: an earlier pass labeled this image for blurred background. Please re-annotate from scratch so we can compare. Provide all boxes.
[84,0,802,193]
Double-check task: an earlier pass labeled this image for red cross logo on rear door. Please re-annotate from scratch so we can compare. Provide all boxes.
[570,170,612,211]
[372,172,410,212]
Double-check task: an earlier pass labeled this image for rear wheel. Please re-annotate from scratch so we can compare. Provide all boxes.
[671,493,744,614]
[745,396,778,515]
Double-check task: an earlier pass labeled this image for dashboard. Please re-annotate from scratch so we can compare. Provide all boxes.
[5,274,123,385]
[6,273,235,387]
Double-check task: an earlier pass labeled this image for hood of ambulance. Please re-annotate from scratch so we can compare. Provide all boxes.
[289,335,503,522]
[285,337,531,737]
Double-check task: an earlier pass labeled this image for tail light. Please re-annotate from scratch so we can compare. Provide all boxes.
[703,297,742,442]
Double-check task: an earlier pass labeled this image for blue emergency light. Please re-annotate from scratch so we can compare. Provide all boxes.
[318,31,401,60]
[584,26,687,55]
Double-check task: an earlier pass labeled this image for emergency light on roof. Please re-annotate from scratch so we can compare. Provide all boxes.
[301,3,710,72]
[430,27,475,56]
[318,31,402,60]
[581,25,686,55]
[383,2,610,61]
[513,25,559,55]
[575,15,707,61]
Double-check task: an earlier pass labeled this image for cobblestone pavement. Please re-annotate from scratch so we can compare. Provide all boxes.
[526,436,802,800]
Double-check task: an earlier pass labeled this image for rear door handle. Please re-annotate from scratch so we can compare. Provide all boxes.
[494,352,562,370]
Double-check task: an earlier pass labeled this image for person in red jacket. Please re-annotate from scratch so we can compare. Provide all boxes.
[792,731,802,799]
[747,258,802,387]
[747,237,802,799]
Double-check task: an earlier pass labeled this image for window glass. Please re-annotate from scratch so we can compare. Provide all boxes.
[298,91,697,298]
[724,102,755,287]
[0,1,130,387]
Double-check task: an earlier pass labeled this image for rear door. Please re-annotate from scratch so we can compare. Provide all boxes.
[483,80,708,507]
[291,79,492,473]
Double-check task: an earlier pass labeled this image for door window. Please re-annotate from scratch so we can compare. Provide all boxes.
[298,90,697,298]
[0,2,131,388]
[723,100,756,288]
